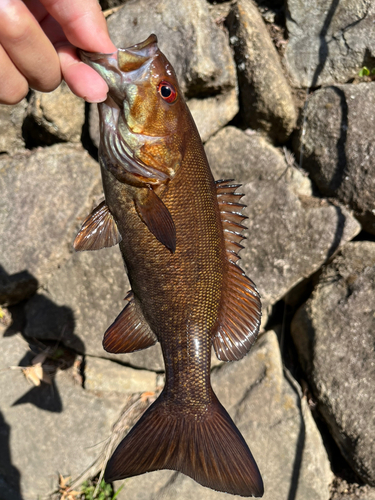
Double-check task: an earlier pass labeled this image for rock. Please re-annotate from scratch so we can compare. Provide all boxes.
[0,333,122,499]
[106,0,237,97]
[205,126,360,321]
[187,88,239,143]
[291,241,375,486]
[0,144,101,289]
[0,101,26,154]
[114,330,333,499]
[25,246,165,371]
[84,356,157,395]
[294,83,375,235]
[24,82,85,145]
[284,0,375,88]
[227,0,296,142]
[330,478,375,500]
[89,89,239,148]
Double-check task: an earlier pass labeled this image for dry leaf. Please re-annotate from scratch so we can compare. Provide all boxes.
[140,391,155,402]
[22,364,43,386]
[58,474,81,500]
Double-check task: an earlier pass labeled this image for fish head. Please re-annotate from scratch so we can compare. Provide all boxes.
[79,35,188,186]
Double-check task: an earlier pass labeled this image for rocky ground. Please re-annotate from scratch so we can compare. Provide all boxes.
[0,0,374,499]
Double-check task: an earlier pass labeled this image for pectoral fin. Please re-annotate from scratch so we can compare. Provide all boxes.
[73,201,122,251]
[103,292,157,353]
[134,187,176,253]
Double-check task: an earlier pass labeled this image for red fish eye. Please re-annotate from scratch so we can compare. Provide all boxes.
[158,81,177,103]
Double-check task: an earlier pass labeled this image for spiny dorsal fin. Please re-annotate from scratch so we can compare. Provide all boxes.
[73,201,122,251]
[134,187,176,253]
[216,179,248,263]
[103,291,158,353]
[213,180,261,362]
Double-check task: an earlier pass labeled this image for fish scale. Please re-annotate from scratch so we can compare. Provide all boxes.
[75,34,263,497]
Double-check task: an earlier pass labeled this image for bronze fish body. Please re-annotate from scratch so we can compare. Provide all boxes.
[76,35,263,497]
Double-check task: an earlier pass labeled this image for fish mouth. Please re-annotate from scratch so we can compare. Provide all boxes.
[78,34,159,96]
[79,34,171,185]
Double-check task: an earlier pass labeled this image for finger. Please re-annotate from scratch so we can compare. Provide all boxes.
[39,0,116,53]
[58,44,109,103]
[0,0,61,92]
[0,44,29,104]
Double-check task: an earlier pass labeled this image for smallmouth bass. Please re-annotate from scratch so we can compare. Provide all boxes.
[76,35,263,497]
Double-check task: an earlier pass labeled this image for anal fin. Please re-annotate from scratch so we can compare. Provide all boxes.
[214,180,261,362]
[134,187,176,253]
[103,292,157,353]
[74,201,122,251]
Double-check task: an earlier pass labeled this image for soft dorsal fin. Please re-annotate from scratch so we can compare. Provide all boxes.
[74,201,122,251]
[213,180,261,362]
[134,187,176,253]
[103,291,158,353]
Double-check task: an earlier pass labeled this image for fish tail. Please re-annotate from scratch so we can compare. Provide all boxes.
[105,393,263,498]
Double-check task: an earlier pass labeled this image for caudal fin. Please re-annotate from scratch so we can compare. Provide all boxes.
[105,394,263,497]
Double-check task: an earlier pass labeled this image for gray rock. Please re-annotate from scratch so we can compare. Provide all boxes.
[187,88,239,144]
[0,101,26,154]
[114,330,333,499]
[106,0,237,97]
[205,126,360,322]
[291,241,375,486]
[0,144,101,289]
[25,82,85,145]
[227,0,296,142]
[284,0,375,88]
[25,246,165,371]
[331,478,375,500]
[0,332,122,500]
[295,83,375,235]
[84,355,157,395]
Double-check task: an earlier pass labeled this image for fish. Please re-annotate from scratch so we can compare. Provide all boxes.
[75,34,263,497]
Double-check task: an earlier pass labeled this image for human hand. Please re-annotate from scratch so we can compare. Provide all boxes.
[0,0,116,104]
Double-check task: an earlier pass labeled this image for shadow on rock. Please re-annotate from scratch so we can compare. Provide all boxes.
[310,0,340,89]
[327,204,346,260]
[3,292,85,413]
[286,374,306,500]
[9,338,83,413]
[0,411,22,500]
[0,265,38,307]
[329,86,348,193]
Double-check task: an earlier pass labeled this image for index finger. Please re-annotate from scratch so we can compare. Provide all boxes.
[38,0,116,53]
